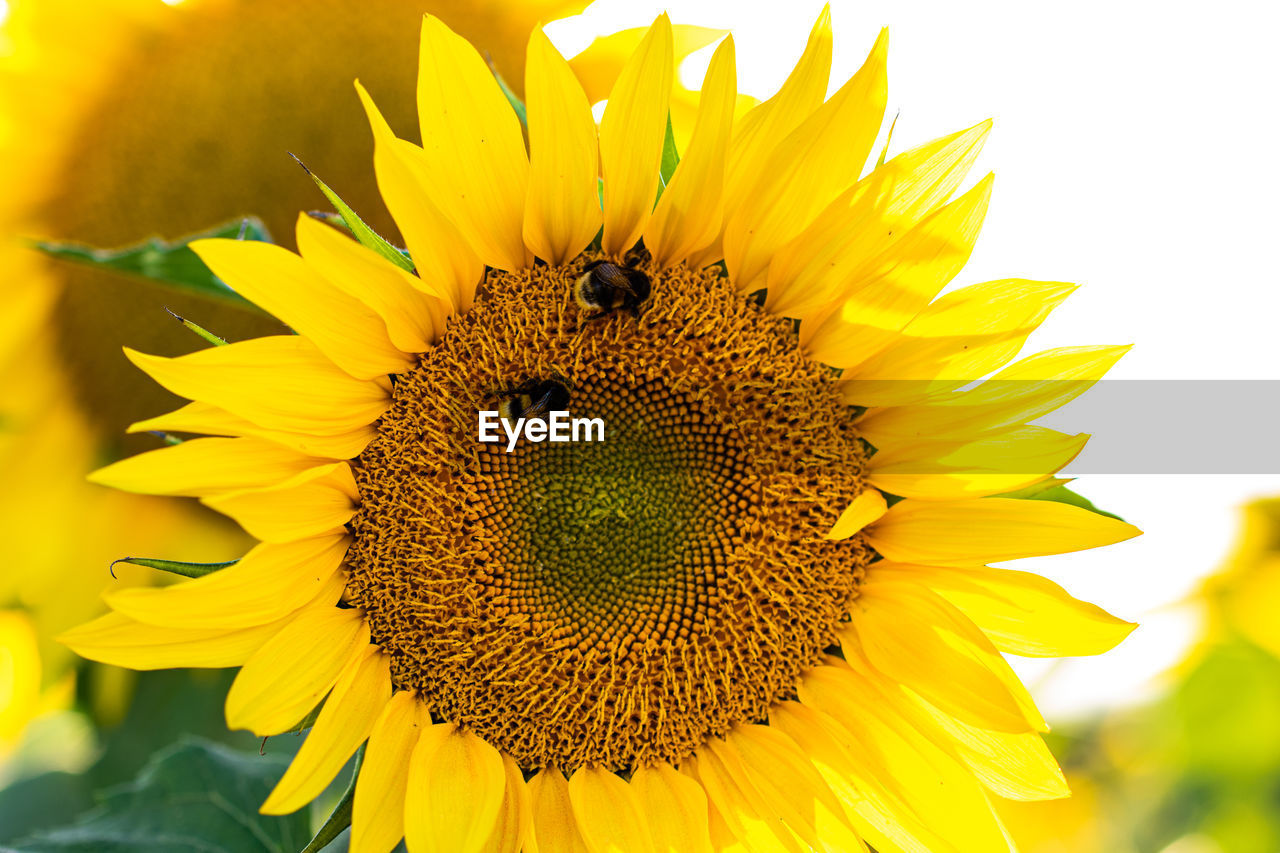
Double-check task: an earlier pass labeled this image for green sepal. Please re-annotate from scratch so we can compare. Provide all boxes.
[31,218,269,309]
[299,745,364,853]
[163,307,226,346]
[284,699,326,736]
[654,112,680,204]
[108,557,237,580]
[291,154,416,273]
[997,478,1125,521]
[485,54,527,127]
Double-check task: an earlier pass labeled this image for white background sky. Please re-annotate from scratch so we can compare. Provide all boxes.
[551,0,1280,717]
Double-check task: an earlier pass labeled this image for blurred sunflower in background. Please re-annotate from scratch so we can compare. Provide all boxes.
[0,0,729,751]
[62,9,1143,850]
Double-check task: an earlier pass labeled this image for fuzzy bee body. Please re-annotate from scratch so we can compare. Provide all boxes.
[574,259,651,318]
[497,378,571,423]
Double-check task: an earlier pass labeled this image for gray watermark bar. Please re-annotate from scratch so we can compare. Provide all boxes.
[854,380,1280,474]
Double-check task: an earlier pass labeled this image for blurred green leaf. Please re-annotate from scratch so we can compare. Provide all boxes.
[0,773,95,845]
[31,219,269,309]
[1174,641,1280,778]
[3,738,307,852]
[293,156,415,273]
[84,670,261,788]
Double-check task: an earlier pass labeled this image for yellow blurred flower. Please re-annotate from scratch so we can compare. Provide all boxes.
[1199,496,1280,658]
[997,773,1106,853]
[0,611,73,756]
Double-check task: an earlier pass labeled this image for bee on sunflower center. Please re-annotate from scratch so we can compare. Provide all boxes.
[573,258,652,319]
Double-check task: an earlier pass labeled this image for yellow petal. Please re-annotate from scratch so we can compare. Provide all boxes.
[529,767,590,853]
[485,754,536,853]
[88,436,325,498]
[192,234,414,380]
[844,580,1040,732]
[723,29,888,292]
[417,15,530,271]
[569,25,727,106]
[599,14,673,256]
[864,497,1142,567]
[901,693,1068,802]
[567,767,656,853]
[725,724,862,850]
[767,120,992,319]
[645,36,737,270]
[770,701,949,853]
[125,336,389,437]
[867,427,1089,500]
[128,401,376,460]
[797,664,1016,851]
[857,344,1132,445]
[800,174,993,369]
[523,26,601,266]
[202,463,359,543]
[106,535,349,630]
[225,605,369,736]
[720,8,832,223]
[352,692,432,853]
[356,80,483,312]
[825,489,888,541]
[262,644,391,814]
[404,723,507,853]
[630,763,713,853]
[696,740,808,853]
[838,279,1076,407]
[60,611,286,670]
[296,213,448,353]
[874,563,1136,657]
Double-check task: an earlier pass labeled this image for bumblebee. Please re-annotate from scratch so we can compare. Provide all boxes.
[497,377,570,423]
[574,258,651,318]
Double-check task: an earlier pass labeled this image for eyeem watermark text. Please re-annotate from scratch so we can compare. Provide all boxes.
[478,411,605,453]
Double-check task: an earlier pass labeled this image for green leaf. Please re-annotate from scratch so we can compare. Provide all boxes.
[3,738,310,852]
[299,746,364,853]
[108,557,237,580]
[484,54,527,127]
[997,478,1125,521]
[292,155,416,273]
[31,219,268,309]
[655,112,680,203]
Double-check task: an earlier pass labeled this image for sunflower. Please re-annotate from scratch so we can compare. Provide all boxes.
[63,10,1142,851]
[0,0,708,727]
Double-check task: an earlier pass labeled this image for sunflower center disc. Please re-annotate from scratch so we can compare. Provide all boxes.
[345,258,873,772]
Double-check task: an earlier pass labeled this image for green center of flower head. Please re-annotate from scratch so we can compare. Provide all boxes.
[344,253,874,772]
